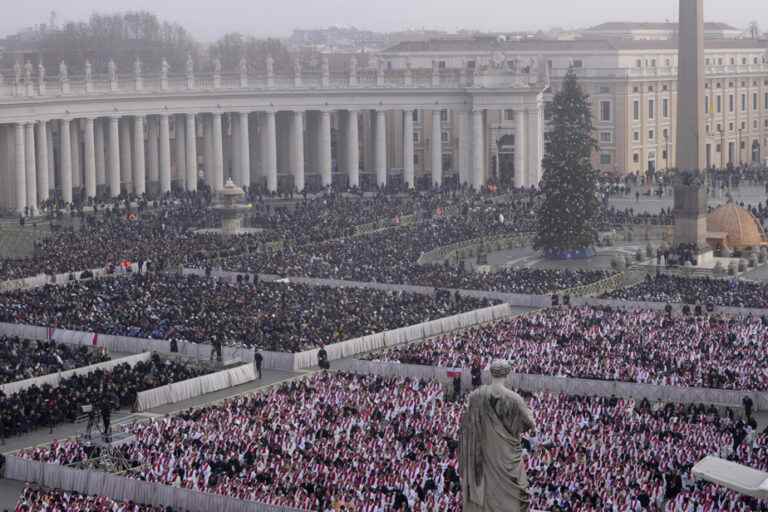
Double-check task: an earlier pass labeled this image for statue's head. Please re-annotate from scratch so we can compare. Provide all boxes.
[489,359,512,379]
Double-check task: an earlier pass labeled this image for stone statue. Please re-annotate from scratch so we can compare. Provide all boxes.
[459,360,536,512]
[293,57,302,76]
[14,61,22,83]
[321,55,329,77]
[38,62,45,82]
[84,60,93,81]
[239,56,247,76]
[213,57,222,75]
[266,54,274,75]
[528,57,539,77]
[108,59,117,81]
[349,56,357,76]
[133,57,142,78]
[24,61,33,81]
[59,60,68,81]
[186,54,194,77]
[161,58,170,79]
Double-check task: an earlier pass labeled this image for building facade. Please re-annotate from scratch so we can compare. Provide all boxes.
[380,36,768,177]
[0,57,545,213]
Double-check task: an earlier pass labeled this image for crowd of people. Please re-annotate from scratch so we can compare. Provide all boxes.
[0,353,208,439]
[604,274,768,309]
[0,337,109,385]
[14,486,177,512]
[0,274,495,352]
[18,372,768,511]
[365,306,768,390]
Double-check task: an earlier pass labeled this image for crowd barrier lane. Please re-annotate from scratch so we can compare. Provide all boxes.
[337,360,768,411]
[572,297,768,317]
[0,352,152,396]
[4,455,302,512]
[290,303,518,371]
[135,363,257,412]
[0,264,141,293]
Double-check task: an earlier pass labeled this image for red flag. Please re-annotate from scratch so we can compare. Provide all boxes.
[447,370,462,379]
[92,333,98,346]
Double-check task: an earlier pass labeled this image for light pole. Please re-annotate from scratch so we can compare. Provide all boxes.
[738,128,743,167]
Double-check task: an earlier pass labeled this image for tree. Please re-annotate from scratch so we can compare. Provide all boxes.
[208,33,291,72]
[534,68,600,257]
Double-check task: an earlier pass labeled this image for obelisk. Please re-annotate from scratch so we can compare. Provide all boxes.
[672,0,709,250]
[675,0,706,171]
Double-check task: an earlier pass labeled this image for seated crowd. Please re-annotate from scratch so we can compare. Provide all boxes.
[18,372,768,511]
[365,306,768,390]
[221,215,611,294]
[0,274,495,352]
[0,337,108,385]
[14,486,176,512]
[0,353,208,439]
[604,274,768,309]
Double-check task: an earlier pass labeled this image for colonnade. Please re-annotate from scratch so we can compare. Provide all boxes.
[3,105,542,213]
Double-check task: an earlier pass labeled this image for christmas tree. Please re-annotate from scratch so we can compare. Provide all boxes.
[534,68,600,258]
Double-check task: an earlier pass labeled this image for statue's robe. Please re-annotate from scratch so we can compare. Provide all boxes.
[460,383,536,512]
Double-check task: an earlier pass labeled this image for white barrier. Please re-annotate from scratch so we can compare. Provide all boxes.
[336,360,768,411]
[0,352,153,396]
[0,264,140,293]
[291,303,517,371]
[4,455,301,512]
[0,323,253,364]
[135,363,257,412]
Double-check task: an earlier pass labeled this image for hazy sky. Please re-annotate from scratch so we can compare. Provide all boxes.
[1,0,763,41]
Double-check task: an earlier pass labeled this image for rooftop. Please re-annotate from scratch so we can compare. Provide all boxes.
[587,21,739,32]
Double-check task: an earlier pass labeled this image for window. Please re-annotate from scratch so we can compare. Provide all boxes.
[413,132,421,144]
[648,85,654,92]
[716,123,722,133]
[662,128,669,139]
[648,129,655,140]
[741,141,746,150]
[716,144,722,153]
[662,149,668,161]
[705,96,710,114]
[412,111,420,123]
[754,120,759,130]
[572,59,583,68]
[633,86,640,93]
[413,154,420,165]
[765,92,768,111]
[633,100,640,121]
[717,58,723,65]
[706,58,711,65]
[716,96,722,113]
[662,85,668,91]
[651,59,656,67]
[730,58,735,65]
[741,121,746,130]
[440,109,448,123]
[754,93,759,111]
[504,109,514,121]
[764,119,768,128]
[438,61,446,69]
[729,95,735,113]
[633,131,640,142]
[599,86,610,94]
[599,132,612,143]
[635,59,642,68]
[633,153,640,163]
[742,58,747,65]
[742,94,747,112]
[467,60,476,69]
[441,131,449,143]
[729,122,734,131]
[662,98,669,118]
[600,101,611,122]
[600,154,612,165]
[648,99,655,120]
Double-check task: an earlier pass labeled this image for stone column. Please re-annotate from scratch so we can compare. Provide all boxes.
[676,0,706,170]
[60,119,73,203]
[239,112,251,189]
[15,124,27,213]
[70,122,81,191]
[403,109,415,189]
[212,113,224,191]
[108,117,121,197]
[46,123,55,195]
[174,115,186,191]
[346,110,360,189]
[431,110,443,187]
[526,106,543,187]
[290,111,305,192]
[185,114,198,191]
[515,109,527,188]
[319,110,332,187]
[472,109,484,189]
[119,119,132,193]
[24,123,37,212]
[457,111,470,186]
[159,114,172,194]
[375,110,387,186]
[94,119,106,191]
[147,118,159,194]
[132,116,146,196]
[84,117,97,199]
[264,111,278,192]
[36,121,49,203]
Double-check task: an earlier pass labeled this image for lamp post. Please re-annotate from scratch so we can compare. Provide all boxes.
[738,128,743,167]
